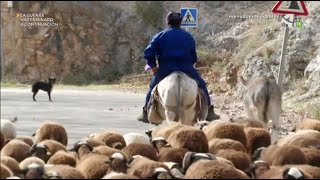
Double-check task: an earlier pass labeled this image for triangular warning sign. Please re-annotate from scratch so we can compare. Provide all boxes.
[272,1,308,16]
[182,9,196,24]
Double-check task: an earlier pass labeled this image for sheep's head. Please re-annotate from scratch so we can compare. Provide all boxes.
[21,163,45,179]
[245,160,269,178]
[251,147,266,161]
[43,171,63,179]
[282,167,305,179]
[151,137,170,151]
[182,152,216,172]
[197,121,209,130]
[28,144,51,162]
[145,129,153,141]
[105,152,129,173]
[163,162,185,179]
[69,140,93,152]
[152,167,173,179]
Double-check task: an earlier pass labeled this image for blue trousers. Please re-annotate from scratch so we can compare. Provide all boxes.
[145,69,211,108]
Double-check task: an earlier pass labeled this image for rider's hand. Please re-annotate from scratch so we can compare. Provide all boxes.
[151,67,158,75]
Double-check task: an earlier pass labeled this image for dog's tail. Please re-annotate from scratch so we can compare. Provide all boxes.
[263,80,270,123]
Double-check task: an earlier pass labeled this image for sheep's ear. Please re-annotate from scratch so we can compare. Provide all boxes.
[145,130,153,140]
[112,142,123,150]
[182,152,196,172]
[29,143,37,155]
[4,139,11,145]
[31,132,36,137]
[127,157,135,165]
[207,153,217,160]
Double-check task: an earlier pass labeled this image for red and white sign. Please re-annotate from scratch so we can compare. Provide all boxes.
[272,1,308,16]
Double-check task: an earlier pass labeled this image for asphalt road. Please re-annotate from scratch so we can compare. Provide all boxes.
[1,87,161,147]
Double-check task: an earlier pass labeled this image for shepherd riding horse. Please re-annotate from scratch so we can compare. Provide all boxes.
[147,71,208,126]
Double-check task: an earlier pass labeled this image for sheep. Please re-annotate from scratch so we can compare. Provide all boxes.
[277,130,320,148]
[37,139,67,155]
[0,156,21,177]
[232,118,266,128]
[28,143,52,163]
[215,149,251,171]
[15,136,33,147]
[245,160,270,179]
[92,145,121,157]
[184,159,249,179]
[208,138,247,154]
[1,139,30,162]
[92,131,126,149]
[0,133,5,150]
[244,127,271,155]
[282,164,320,179]
[121,143,158,161]
[19,163,46,179]
[182,152,236,171]
[19,157,45,171]
[258,166,307,179]
[126,155,170,179]
[146,123,192,140]
[76,154,110,179]
[167,126,209,153]
[163,162,185,179]
[203,121,247,147]
[44,164,85,179]
[1,164,13,179]
[82,137,105,148]
[1,119,16,140]
[252,145,308,166]
[102,172,139,179]
[296,118,320,132]
[32,121,68,146]
[123,132,150,145]
[300,148,320,167]
[47,150,77,167]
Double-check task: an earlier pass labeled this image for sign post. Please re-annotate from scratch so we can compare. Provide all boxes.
[180,8,198,31]
[272,1,309,88]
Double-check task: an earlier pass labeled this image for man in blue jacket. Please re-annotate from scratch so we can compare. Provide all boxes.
[138,12,220,123]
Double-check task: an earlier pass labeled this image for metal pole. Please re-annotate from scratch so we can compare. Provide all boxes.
[9,6,16,80]
[277,24,290,89]
[0,3,4,82]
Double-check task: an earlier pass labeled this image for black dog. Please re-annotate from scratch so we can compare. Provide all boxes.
[32,77,56,101]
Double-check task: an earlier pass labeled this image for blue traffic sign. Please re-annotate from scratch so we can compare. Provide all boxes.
[180,8,198,27]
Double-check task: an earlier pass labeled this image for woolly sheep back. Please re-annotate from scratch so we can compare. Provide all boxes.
[151,123,192,140]
[167,127,208,153]
[301,148,320,167]
[1,119,16,140]
[34,122,68,146]
[47,150,77,167]
[0,156,20,175]
[185,160,249,179]
[76,154,110,179]
[1,164,13,179]
[296,118,320,132]
[19,157,45,170]
[158,147,189,167]
[208,138,247,154]
[244,127,271,155]
[45,164,85,179]
[38,139,66,155]
[216,149,251,171]
[92,145,121,157]
[15,136,34,147]
[233,118,266,128]
[1,139,30,162]
[122,143,158,161]
[203,122,247,147]
[271,145,307,166]
[93,131,126,149]
[123,132,150,145]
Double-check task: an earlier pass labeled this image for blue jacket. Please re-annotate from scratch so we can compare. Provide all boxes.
[144,27,197,75]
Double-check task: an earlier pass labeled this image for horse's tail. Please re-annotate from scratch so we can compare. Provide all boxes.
[175,73,182,122]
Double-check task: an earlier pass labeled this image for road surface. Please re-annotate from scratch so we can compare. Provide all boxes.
[1,87,160,147]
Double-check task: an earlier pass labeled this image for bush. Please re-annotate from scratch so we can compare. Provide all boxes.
[135,1,164,27]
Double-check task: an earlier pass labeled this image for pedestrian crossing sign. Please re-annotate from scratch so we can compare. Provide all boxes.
[180,8,198,27]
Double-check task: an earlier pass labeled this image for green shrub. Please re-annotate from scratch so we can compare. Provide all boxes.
[135,1,164,27]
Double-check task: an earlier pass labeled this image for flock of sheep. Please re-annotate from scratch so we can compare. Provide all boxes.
[0,117,320,179]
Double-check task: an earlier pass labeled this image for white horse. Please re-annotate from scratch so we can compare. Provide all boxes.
[147,71,208,126]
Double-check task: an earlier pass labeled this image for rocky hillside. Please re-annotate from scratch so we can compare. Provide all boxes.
[1,1,319,117]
